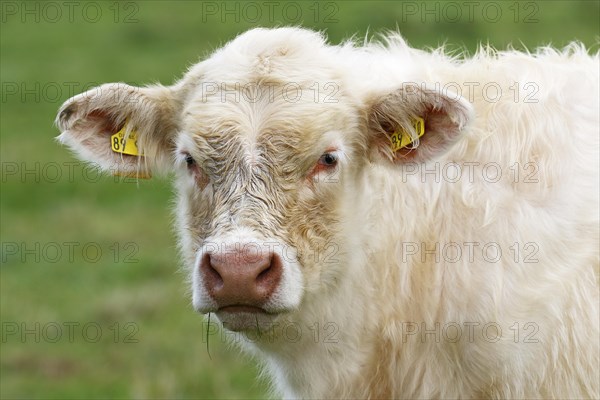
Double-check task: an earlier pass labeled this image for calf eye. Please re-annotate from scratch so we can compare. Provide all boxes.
[185,154,196,167]
[308,151,340,180]
[318,153,337,167]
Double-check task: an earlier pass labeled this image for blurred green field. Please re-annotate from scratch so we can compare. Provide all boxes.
[1,1,598,398]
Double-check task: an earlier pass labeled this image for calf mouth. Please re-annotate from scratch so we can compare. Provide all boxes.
[215,305,283,332]
[218,304,268,314]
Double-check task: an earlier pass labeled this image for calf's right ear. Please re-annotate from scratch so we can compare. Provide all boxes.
[56,83,181,177]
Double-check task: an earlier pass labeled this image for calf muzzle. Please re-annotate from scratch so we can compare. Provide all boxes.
[200,248,283,310]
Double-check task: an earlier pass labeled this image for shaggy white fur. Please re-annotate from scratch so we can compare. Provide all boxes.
[57,28,599,399]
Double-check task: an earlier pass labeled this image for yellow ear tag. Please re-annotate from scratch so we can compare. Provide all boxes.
[110,126,151,179]
[390,117,425,151]
[111,126,142,156]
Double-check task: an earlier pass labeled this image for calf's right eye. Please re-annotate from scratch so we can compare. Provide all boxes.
[185,154,196,167]
[318,152,338,167]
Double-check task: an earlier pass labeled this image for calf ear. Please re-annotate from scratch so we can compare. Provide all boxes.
[56,83,180,177]
[367,84,473,164]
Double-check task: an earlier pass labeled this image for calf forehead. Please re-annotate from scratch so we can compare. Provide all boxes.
[182,82,355,164]
[178,27,359,157]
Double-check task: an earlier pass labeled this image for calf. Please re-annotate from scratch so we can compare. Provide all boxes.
[57,27,599,398]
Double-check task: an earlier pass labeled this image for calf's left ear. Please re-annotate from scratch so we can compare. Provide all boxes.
[367,84,474,164]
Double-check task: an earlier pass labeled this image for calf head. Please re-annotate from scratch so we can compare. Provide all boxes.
[57,28,472,333]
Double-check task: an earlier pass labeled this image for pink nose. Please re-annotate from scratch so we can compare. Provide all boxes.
[200,248,282,308]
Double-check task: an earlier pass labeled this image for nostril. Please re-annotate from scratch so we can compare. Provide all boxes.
[255,254,282,292]
[256,268,271,281]
[256,255,273,282]
[201,253,223,289]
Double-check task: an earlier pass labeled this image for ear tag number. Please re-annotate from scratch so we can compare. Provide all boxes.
[390,117,425,151]
[110,126,151,179]
[111,126,142,156]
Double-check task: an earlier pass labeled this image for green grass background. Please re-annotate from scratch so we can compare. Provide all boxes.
[1,1,598,398]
